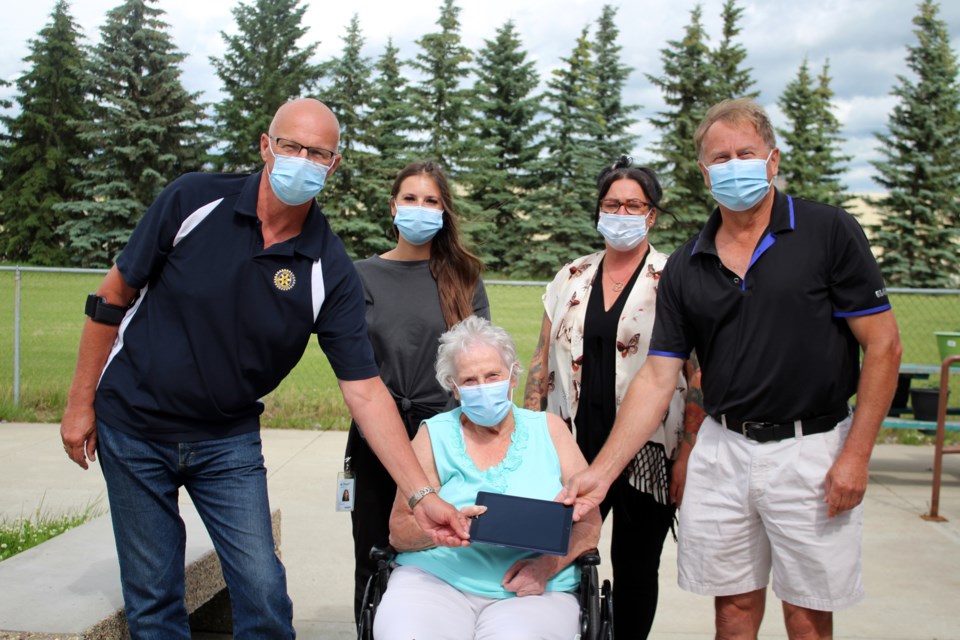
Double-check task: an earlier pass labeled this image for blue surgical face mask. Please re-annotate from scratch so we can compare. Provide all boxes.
[597,212,649,252]
[267,143,331,206]
[394,205,444,246]
[456,379,514,427]
[705,150,775,211]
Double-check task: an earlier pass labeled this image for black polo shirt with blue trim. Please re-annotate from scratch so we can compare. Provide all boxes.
[95,171,378,442]
[649,189,891,422]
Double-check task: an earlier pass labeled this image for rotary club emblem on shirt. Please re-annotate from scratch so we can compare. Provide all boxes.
[274,269,296,291]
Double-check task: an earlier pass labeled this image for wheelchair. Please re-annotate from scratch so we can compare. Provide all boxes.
[357,545,613,639]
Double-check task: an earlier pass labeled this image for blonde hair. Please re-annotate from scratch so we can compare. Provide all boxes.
[694,98,777,160]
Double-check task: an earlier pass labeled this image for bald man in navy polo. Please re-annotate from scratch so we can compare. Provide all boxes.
[60,98,469,639]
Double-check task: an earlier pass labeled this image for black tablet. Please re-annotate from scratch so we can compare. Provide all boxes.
[470,491,573,556]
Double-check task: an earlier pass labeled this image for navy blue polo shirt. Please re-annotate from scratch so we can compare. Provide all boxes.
[95,171,378,442]
[649,189,891,421]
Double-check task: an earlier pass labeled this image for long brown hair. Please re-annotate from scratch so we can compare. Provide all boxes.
[390,162,484,328]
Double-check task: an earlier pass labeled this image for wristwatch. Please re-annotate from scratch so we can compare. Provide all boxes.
[85,294,127,326]
[407,486,436,510]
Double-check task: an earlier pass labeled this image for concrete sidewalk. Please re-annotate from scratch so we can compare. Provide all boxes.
[1,422,958,638]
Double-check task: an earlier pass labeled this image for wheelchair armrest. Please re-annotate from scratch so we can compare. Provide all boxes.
[369,543,397,563]
[576,548,601,567]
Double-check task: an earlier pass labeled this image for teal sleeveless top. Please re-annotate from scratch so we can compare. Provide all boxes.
[395,406,579,598]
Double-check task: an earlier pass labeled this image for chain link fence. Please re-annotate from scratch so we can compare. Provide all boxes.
[2,266,958,427]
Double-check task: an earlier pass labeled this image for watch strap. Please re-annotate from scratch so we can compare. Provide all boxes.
[85,294,127,326]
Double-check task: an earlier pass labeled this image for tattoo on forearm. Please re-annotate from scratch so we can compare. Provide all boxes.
[684,384,706,432]
[525,315,551,412]
[524,366,543,411]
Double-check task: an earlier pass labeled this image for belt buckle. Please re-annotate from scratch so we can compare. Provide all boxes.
[741,420,772,441]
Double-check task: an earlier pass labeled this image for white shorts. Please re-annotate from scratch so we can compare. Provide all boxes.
[677,415,864,611]
[373,565,580,640]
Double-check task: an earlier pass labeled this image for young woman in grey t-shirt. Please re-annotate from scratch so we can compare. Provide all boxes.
[345,161,490,622]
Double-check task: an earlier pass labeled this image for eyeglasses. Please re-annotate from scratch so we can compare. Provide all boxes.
[599,199,653,216]
[268,136,338,163]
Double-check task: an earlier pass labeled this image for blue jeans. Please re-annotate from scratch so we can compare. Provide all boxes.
[97,421,295,639]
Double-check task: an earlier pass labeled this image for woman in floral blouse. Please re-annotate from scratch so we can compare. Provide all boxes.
[524,155,703,639]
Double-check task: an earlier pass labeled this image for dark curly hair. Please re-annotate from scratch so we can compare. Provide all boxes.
[594,155,673,224]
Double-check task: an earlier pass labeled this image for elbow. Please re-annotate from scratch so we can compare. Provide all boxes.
[387,522,410,552]
[387,531,406,552]
[877,332,903,368]
[891,337,904,367]
[859,318,903,371]
[580,510,603,547]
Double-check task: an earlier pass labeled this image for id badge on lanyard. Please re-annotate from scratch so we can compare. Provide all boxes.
[336,457,355,512]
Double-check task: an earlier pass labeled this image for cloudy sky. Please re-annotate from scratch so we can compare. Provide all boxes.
[3,0,959,194]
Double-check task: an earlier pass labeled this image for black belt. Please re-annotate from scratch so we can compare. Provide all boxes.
[716,409,849,443]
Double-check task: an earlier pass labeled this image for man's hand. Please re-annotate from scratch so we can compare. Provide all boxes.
[60,405,98,470]
[412,494,471,547]
[824,452,869,518]
[502,557,553,597]
[558,467,609,522]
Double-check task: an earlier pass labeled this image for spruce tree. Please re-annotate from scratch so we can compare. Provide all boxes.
[0,79,10,170]
[410,0,473,173]
[211,0,322,171]
[0,0,90,265]
[57,0,208,267]
[462,20,544,273]
[319,14,385,260]
[870,0,960,287]
[592,5,637,163]
[510,27,603,278]
[777,58,850,207]
[710,0,758,102]
[647,4,717,251]
[363,39,417,225]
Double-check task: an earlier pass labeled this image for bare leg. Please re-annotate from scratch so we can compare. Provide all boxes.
[715,589,766,640]
[783,602,832,640]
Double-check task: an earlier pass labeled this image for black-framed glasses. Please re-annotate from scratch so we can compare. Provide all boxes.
[599,198,652,216]
[268,136,338,163]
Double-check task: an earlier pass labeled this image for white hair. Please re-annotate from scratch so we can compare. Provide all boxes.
[435,316,518,391]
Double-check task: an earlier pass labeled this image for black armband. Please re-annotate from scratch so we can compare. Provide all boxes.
[85,293,128,326]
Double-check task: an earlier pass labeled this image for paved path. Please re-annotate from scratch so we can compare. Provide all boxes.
[1,422,958,638]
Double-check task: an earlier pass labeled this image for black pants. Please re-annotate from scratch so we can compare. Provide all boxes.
[345,406,432,624]
[345,423,393,624]
[600,476,676,640]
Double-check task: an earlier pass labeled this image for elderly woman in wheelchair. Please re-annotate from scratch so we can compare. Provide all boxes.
[368,316,603,639]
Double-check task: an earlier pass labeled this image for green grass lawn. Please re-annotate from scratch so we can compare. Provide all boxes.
[1,268,958,435]
[0,497,105,562]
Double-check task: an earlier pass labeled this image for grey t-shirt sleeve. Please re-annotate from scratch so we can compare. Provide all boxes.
[473,278,491,320]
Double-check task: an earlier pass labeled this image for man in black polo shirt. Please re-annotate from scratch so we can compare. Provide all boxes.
[562,98,901,639]
[60,98,468,639]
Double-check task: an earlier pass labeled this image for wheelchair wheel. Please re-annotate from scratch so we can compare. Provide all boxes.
[357,609,373,640]
[357,544,395,640]
[599,578,614,640]
[575,548,607,640]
